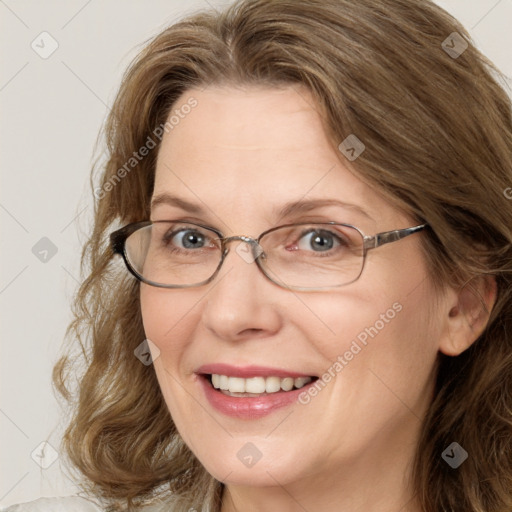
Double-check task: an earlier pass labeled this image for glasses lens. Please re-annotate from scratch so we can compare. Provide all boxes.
[124,221,222,287]
[258,223,365,289]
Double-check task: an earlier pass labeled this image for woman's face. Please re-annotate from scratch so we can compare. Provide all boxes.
[141,85,444,491]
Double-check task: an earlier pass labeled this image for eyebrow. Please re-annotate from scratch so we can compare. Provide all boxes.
[150,193,374,222]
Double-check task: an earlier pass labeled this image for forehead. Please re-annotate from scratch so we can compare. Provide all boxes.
[152,85,397,232]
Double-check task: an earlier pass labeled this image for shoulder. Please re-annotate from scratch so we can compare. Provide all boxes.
[0,496,103,512]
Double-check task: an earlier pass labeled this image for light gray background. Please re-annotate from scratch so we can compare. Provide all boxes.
[1,0,511,507]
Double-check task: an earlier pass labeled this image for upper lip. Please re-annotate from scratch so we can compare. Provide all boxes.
[195,363,317,379]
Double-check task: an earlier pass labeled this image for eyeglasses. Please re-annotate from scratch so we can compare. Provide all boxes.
[110,220,427,292]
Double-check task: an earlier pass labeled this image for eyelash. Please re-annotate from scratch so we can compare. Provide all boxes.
[162,227,347,257]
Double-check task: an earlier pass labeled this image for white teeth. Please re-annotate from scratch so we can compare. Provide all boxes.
[281,377,294,391]
[210,374,313,394]
[265,376,282,393]
[228,376,245,393]
[246,377,266,394]
[219,375,229,390]
[294,377,311,388]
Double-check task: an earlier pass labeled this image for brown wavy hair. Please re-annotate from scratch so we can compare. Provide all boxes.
[52,0,512,510]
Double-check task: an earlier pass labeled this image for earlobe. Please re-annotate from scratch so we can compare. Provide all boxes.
[439,275,497,357]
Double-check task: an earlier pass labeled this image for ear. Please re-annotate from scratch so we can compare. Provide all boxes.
[438,275,497,357]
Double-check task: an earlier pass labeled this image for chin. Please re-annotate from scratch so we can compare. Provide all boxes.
[195,441,306,487]
[211,463,297,487]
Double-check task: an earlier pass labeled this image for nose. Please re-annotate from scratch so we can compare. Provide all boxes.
[200,238,282,341]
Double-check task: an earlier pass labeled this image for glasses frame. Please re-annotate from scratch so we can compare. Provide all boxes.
[110,220,428,292]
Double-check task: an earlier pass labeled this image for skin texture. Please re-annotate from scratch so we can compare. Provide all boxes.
[141,85,488,512]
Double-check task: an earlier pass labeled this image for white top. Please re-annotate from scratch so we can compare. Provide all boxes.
[0,496,163,512]
[0,496,102,512]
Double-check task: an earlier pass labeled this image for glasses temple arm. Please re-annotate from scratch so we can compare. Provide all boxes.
[363,224,427,250]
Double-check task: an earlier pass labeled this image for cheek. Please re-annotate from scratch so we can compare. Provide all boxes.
[139,286,197,361]
[298,274,440,402]
[140,287,202,435]
[294,290,408,364]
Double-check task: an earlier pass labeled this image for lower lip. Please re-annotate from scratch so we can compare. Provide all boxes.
[198,375,316,419]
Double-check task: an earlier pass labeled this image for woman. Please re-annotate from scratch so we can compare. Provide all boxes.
[6,0,511,510]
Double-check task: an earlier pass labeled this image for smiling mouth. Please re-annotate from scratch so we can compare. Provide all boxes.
[202,373,319,397]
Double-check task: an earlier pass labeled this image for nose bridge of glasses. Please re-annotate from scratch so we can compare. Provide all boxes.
[224,235,256,244]
[220,235,265,262]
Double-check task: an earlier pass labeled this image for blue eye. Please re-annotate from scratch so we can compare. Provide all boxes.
[165,229,209,250]
[297,229,342,252]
